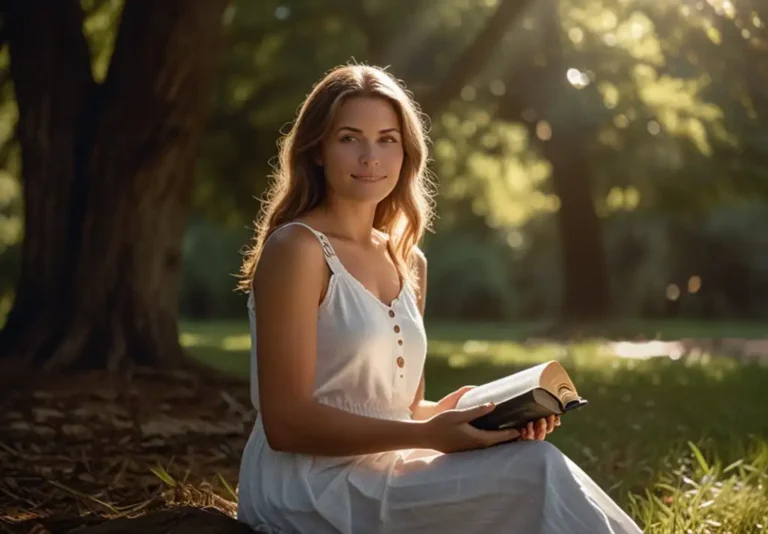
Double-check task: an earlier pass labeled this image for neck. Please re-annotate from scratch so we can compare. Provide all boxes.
[319,197,379,246]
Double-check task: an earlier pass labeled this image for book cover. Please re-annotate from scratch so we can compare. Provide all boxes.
[454,361,589,431]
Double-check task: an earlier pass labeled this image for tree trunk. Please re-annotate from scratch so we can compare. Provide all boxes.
[543,126,611,321]
[499,0,611,321]
[0,0,229,371]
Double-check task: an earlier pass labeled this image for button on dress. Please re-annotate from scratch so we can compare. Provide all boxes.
[237,222,642,534]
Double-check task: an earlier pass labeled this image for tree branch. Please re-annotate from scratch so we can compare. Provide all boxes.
[420,0,536,118]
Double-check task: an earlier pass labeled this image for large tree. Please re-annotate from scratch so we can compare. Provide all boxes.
[497,0,611,321]
[0,0,229,370]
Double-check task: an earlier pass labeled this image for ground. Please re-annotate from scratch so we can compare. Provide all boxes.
[2,319,768,533]
[0,367,252,533]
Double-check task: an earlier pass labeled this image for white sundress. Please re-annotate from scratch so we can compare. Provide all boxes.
[236,221,643,534]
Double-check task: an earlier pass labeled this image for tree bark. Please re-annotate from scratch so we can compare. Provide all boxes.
[544,126,611,321]
[499,0,611,321]
[0,0,229,371]
[0,0,95,363]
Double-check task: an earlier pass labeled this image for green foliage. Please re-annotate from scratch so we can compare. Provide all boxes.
[4,0,768,323]
[175,201,768,324]
[180,218,250,319]
[423,231,522,321]
[0,167,20,291]
[80,0,122,81]
[197,0,505,226]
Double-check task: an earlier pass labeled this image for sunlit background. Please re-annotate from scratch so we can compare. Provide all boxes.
[2,0,768,326]
[1,1,767,531]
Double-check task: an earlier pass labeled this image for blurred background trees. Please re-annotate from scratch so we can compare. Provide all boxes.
[2,0,768,366]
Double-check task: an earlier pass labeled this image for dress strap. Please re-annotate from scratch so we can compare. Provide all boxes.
[269,221,343,274]
[247,222,342,311]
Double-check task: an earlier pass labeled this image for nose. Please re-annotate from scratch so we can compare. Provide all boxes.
[359,142,380,167]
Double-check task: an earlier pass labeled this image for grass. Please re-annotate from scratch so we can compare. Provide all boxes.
[627,441,768,533]
[180,318,768,532]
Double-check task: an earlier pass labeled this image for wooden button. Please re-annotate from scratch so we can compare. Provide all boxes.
[397,339,403,346]
[388,310,395,318]
[394,325,401,334]
[396,356,405,368]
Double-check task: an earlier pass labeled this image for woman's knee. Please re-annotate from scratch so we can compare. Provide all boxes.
[517,440,566,472]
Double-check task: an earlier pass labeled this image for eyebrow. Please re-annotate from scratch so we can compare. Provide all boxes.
[336,126,401,135]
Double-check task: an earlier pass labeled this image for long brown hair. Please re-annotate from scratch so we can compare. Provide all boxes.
[238,64,435,293]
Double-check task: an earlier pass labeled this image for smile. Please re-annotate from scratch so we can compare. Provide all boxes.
[351,174,387,182]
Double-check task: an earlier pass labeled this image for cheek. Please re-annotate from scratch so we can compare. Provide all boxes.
[385,146,405,170]
[324,144,357,174]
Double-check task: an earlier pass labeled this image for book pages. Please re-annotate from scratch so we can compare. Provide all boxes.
[455,362,553,409]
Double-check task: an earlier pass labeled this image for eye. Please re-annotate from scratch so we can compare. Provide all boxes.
[381,136,399,143]
[339,135,357,142]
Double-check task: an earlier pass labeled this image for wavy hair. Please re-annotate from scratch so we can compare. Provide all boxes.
[238,64,435,293]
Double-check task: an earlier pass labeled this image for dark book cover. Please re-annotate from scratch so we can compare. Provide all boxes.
[468,388,589,431]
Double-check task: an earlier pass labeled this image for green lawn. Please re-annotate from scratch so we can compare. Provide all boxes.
[181,319,768,532]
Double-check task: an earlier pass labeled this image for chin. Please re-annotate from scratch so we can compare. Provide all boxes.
[345,188,393,204]
[338,177,398,203]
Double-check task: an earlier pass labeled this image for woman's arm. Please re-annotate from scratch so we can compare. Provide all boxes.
[254,227,430,456]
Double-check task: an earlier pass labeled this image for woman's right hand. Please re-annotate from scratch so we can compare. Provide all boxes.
[420,403,521,453]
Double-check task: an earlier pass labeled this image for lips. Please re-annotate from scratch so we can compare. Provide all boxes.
[351,174,386,182]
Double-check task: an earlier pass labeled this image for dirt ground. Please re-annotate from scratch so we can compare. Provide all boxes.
[0,366,255,533]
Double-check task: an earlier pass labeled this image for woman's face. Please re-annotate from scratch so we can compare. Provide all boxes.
[318,96,404,205]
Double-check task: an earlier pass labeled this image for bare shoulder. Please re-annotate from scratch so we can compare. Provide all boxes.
[261,224,324,258]
[253,225,327,292]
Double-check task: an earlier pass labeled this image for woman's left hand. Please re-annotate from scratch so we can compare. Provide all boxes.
[434,388,562,440]
[519,414,561,441]
[436,385,477,413]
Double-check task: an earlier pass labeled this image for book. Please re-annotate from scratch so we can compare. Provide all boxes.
[454,360,589,431]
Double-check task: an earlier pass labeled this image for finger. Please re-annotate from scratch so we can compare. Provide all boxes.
[475,427,519,448]
[494,428,521,444]
[536,418,547,440]
[546,415,556,433]
[459,402,495,422]
[444,386,475,404]
[523,423,534,441]
[555,416,561,426]
[453,385,476,397]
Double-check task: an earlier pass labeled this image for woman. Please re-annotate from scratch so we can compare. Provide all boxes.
[236,64,642,534]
